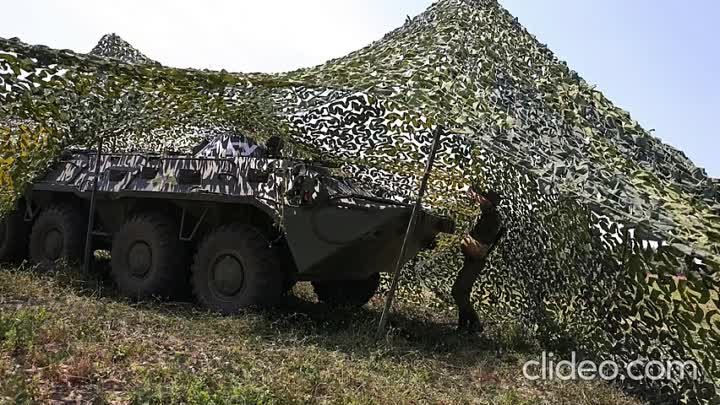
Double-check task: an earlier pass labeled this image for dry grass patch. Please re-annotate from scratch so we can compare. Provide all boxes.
[0,265,643,405]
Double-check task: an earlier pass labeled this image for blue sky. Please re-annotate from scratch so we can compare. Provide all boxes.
[499,0,719,177]
[2,1,717,176]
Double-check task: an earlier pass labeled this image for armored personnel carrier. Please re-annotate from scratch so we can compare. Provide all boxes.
[0,135,453,313]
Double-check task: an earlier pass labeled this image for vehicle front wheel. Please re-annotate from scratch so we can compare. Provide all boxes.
[312,273,381,308]
[192,224,283,314]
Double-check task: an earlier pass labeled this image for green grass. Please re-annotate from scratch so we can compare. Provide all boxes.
[0,264,642,405]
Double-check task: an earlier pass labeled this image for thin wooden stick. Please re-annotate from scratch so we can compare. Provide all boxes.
[376,126,443,340]
[82,138,103,274]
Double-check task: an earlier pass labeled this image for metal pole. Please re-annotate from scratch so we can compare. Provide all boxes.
[376,126,443,340]
[82,138,103,274]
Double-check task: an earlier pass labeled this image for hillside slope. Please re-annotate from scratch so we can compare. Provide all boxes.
[0,266,641,405]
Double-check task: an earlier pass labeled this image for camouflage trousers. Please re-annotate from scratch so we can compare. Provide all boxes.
[451,245,490,331]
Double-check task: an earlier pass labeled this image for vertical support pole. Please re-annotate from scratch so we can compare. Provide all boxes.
[82,138,103,274]
[376,126,443,340]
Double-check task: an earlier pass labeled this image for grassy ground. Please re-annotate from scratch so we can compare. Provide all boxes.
[0,263,642,405]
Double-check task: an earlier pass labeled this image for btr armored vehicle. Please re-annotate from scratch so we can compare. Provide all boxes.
[0,135,453,313]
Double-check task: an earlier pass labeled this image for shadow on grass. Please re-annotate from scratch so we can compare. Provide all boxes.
[8,258,539,370]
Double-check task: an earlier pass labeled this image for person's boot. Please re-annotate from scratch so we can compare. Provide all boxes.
[466,310,483,334]
[457,308,478,332]
[457,310,469,331]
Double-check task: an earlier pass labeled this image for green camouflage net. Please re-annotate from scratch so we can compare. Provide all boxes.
[1,0,718,403]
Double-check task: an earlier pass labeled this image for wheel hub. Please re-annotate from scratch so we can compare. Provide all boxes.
[43,229,63,260]
[212,254,245,296]
[128,241,152,277]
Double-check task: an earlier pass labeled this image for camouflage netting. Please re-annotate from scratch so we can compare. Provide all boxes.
[1,0,718,403]
[90,33,158,66]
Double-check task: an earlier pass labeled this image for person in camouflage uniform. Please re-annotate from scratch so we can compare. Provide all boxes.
[452,185,503,332]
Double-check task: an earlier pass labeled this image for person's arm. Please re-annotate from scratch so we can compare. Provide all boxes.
[461,235,490,258]
[462,213,488,258]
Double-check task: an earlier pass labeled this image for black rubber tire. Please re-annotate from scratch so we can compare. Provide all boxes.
[28,204,85,266]
[192,224,283,314]
[110,213,188,299]
[312,273,381,308]
[0,210,28,262]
